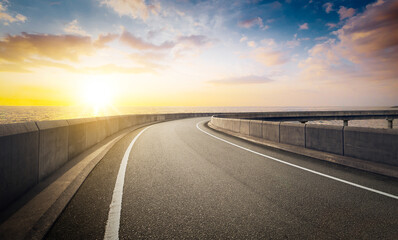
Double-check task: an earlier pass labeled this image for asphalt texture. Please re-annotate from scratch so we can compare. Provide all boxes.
[46,117,398,239]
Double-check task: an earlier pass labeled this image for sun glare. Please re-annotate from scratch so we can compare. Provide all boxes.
[81,80,114,114]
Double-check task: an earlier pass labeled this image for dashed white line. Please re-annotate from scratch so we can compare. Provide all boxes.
[104,126,151,240]
[196,120,398,200]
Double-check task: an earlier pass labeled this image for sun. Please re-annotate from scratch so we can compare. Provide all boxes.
[80,80,114,114]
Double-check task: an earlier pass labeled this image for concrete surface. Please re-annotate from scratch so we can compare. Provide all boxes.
[249,120,263,138]
[0,122,39,211]
[239,119,250,135]
[344,127,398,167]
[279,122,305,147]
[66,118,88,160]
[36,120,69,181]
[306,124,344,155]
[262,121,280,142]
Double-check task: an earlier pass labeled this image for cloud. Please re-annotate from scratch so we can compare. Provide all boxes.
[0,2,27,25]
[173,35,214,58]
[64,19,88,36]
[94,33,119,48]
[326,23,337,29]
[251,47,288,66]
[0,32,95,63]
[300,0,398,82]
[120,30,175,50]
[177,35,212,47]
[207,75,272,85]
[100,0,160,21]
[285,34,300,48]
[323,2,333,13]
[238,17,263,28]
[299,23,308,30]
[247,41,256,48]
[240,36,248,42]
[315,36,328,41]
[338,6,356,20]
[261,38,276,47]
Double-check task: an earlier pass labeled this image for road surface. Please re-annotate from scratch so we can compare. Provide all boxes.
[46,117,398,239]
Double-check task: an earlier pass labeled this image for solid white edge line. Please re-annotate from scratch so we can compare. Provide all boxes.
[104,126,151,240]
[196,120,398,200]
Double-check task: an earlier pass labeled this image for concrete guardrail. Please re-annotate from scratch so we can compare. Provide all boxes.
[210,111,398,173]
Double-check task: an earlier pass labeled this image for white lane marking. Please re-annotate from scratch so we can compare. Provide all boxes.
[196,121,398,200]
[104,126,151,240]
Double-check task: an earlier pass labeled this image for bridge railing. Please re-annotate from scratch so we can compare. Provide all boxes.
[210,110,398,170]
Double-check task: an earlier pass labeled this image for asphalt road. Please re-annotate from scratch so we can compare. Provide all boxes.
[46,117,398,239]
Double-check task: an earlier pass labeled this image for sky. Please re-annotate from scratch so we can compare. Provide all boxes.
[0,0,397,107]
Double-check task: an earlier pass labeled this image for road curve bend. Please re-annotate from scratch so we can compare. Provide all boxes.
[46,117,398,239]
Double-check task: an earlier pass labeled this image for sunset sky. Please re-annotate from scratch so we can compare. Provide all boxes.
[0,0,397,107]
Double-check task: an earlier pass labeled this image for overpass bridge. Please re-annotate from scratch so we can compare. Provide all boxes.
[0,111,397,239]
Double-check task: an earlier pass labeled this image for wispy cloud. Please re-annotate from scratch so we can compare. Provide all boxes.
[94,33,119,48]
[238,17,263,28]
[326,23,337,29]
[251,47,288,66]
[120,30,174,50]
[247,41,256,48]
[207,75,272,85]
[323,2,333,13]
[240,36,248,42]
[100,0,160,21]
[64,19,88,36]
[299,23,308,30]
[338,6,356,20]
[285,34,300,48]
[0,2,27,25]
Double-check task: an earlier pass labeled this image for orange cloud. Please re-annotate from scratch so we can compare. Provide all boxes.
[251,47,288,66]
[0,32,126,73]
[0,32,94,62]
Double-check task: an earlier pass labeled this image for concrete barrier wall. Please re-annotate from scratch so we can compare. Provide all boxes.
[240,120,250,135]
[262,121,280,142]
[210,116,398,168]
[306,124,343,155]
[0,113,211,211]
[249,120,263,138]
[344,127,398,166]
[0,122,39,211]
[67,118,88,160]
[280,123,305,147]
[36,120,69,181]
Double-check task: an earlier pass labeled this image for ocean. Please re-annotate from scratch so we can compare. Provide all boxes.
[0,105,397,129]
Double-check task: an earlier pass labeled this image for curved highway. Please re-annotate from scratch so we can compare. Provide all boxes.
[46,117,398,239]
